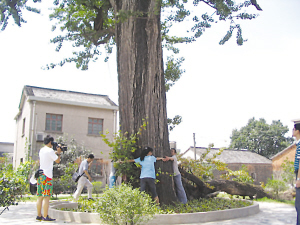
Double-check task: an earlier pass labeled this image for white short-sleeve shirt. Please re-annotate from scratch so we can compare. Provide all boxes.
[39,145,58,179]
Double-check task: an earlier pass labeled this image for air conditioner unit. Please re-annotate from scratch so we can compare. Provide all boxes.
[36,133,44,142]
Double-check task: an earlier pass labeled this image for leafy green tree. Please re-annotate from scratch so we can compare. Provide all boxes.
[2,0,262,204]
[229,118,293,158]
[0,0,41,31]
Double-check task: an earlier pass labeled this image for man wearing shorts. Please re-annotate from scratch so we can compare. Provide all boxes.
[36,135,61,222]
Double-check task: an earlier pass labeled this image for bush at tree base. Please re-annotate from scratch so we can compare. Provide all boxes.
[79,183,160,225]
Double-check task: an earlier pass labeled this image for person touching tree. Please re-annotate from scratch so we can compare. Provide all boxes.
[164,148,187,204]
[122,147,165,204]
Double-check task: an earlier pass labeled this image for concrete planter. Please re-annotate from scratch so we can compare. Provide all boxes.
[49,200,259,224]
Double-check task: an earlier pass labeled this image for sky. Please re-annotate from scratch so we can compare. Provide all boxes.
[1,0,300,153]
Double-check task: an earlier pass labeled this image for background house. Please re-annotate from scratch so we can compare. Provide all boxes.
[271,144,296,178]
[181,147,273,185]
[14,85,118,185]
[0,142,14,163]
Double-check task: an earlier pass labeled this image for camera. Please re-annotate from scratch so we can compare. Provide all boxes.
[52,142,67,152]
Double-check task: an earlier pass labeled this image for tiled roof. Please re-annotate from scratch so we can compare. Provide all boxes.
[22,85,118,108]
[182,147,272,164]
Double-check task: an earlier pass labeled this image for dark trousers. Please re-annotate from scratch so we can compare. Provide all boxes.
[296,188,300,225]
[295,171,300,225]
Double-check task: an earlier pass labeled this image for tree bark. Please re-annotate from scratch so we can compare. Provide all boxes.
[113,0,177,205]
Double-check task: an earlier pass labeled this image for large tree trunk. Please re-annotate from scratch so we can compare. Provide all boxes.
[113,0,177,205]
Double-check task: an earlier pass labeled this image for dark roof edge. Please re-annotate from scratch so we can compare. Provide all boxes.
[24,85,110,98]
[0,142,14,145]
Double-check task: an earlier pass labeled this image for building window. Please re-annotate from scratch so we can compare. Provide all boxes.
[20,158,23,164]
[88,118,103,135]
[251,172,256,180]
[46,114,63,132]
[89,159,103,177]
[22,118,26,136]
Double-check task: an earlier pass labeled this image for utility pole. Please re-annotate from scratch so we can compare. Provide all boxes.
[193,133,196,160]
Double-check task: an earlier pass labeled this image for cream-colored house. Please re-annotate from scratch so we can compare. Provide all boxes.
[13,86,118,173]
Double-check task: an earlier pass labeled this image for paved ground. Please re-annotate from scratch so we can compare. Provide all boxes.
[0,201,297,225]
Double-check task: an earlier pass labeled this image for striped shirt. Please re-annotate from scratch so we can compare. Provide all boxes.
[294,140,300,171]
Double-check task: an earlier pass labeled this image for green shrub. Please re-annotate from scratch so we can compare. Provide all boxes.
[281,159,295,187]
[0,158,32,208]
[265,177,288,199]
[92,181,103,194]
[83,183,159,225]
[101,120,148,187]
[229,165,254,184]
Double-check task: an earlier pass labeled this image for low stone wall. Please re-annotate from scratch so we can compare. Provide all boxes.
[49,200,259,224]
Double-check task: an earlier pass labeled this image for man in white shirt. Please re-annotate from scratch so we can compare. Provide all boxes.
[73,154,94,201]
[164,148,188,204]
[36,135,62,222]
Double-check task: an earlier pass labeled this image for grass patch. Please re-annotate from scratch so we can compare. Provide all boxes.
[217,192,295,206]
[254,197,295,205]
[160,198,252,214]
[70,197,252,214]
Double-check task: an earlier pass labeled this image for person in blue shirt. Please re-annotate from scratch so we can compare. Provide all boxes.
[127,146,164,204]
[293,123,300,225]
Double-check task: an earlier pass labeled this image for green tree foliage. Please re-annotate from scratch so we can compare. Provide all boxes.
[229,117,293,158]
[101,121,147,187]
[179,145,228,182]
[44,0,260,71]
[0,155,32,210]
[0,0,41,31]
[265,176,287,199]
[179,145,253,184]
[167,115,182,131]
[281,159,295,187]
[227,164,253,184]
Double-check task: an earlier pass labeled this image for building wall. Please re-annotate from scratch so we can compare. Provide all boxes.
[14,98,33,167]
[272,146,296,171]
[227,163,273,185]
[33,101,115,158]
[14,99,116,168]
